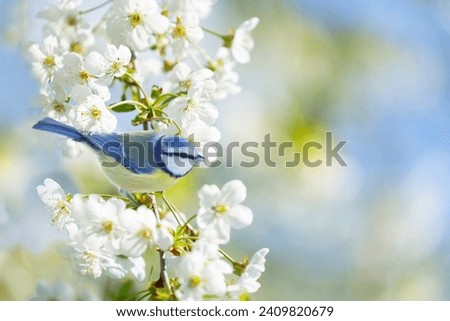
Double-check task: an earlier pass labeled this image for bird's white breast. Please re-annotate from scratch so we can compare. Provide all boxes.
[99,155,177,192]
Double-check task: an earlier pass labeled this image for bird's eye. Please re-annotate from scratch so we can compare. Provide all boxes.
[163,151,190,159]
[177,152,190,159]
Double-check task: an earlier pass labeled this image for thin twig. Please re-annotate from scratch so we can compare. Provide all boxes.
[80,0,113,15]
[158,251,171,293]
[219,248,237,264]
[161,193,184,226]
[202,27,225,39]
[149,193,172,293]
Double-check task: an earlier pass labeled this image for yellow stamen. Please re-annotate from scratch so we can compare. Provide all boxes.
[70,42,83,54]
[66,15,78,27]
[111,61,122,73]
[53,102,65,113]
[129,12,143,28]
[189,276,201,288]
[79,70,90,84]
[43,56,56,67]
[172,17,186,38]
[89,106,102,120]
[212,204,229,214]
[138,228,153,240]
[103,221,114,234]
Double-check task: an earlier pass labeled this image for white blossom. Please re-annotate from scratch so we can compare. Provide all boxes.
[70,94,117,132]
[24,35,63,85]
[164,62,215,93]
[173,240,231,300]
[168,81,218,125]
[73,194,126,246]
[170,13,204,58]
[59,27,95,55]
[119,205,173,257]
[212,68,240,100]
[227,248,269,298]
[67,196,149,281]
[54,53,89,87]
[197,180,253,244]
[230,17,259,64]
[38,2,88,37]
[106,0,170,52]
[68,236,115,279]
[54,53,111,101]
[85,44,132,84]
[37,178,73,230]
[211,48,241,100]
[37,85,71,123]
[105,254,146,281]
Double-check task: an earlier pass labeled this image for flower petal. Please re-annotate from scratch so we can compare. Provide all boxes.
[212,218,231,244]
[198,184,221,208]
[220,180,247,205]
[85,51,107,76]
[227,204,253,229]
[145,14,170,34]
[246,248,269,278]
[155,226,173,251]
[196,208,215,229]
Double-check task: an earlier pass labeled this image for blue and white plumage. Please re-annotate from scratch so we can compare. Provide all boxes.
[33,117,202,192]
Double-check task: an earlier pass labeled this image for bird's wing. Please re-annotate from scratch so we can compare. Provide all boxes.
[109,132,163,175]
[87,132,173,175]
[33,118,122,155]
[85,132,124,164]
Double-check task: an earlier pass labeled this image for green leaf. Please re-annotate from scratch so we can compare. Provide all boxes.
[111,103,136,113]
[154,94,178,109]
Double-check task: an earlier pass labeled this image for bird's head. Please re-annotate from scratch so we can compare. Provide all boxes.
[158,135,204,178]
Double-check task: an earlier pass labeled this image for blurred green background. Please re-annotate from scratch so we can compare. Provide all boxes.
[1,0,450,300]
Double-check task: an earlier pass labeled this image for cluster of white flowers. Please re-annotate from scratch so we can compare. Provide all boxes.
[25,0,259,147]
[30,0,266,301]
[168,179,268,300]
[38,178,268,300]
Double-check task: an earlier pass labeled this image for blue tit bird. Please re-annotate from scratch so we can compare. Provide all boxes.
[33,117,203,192]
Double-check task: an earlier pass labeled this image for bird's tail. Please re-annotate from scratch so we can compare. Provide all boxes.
[32,117,85,142]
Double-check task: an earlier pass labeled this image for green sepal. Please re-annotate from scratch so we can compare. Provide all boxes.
[153,94,178,110]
